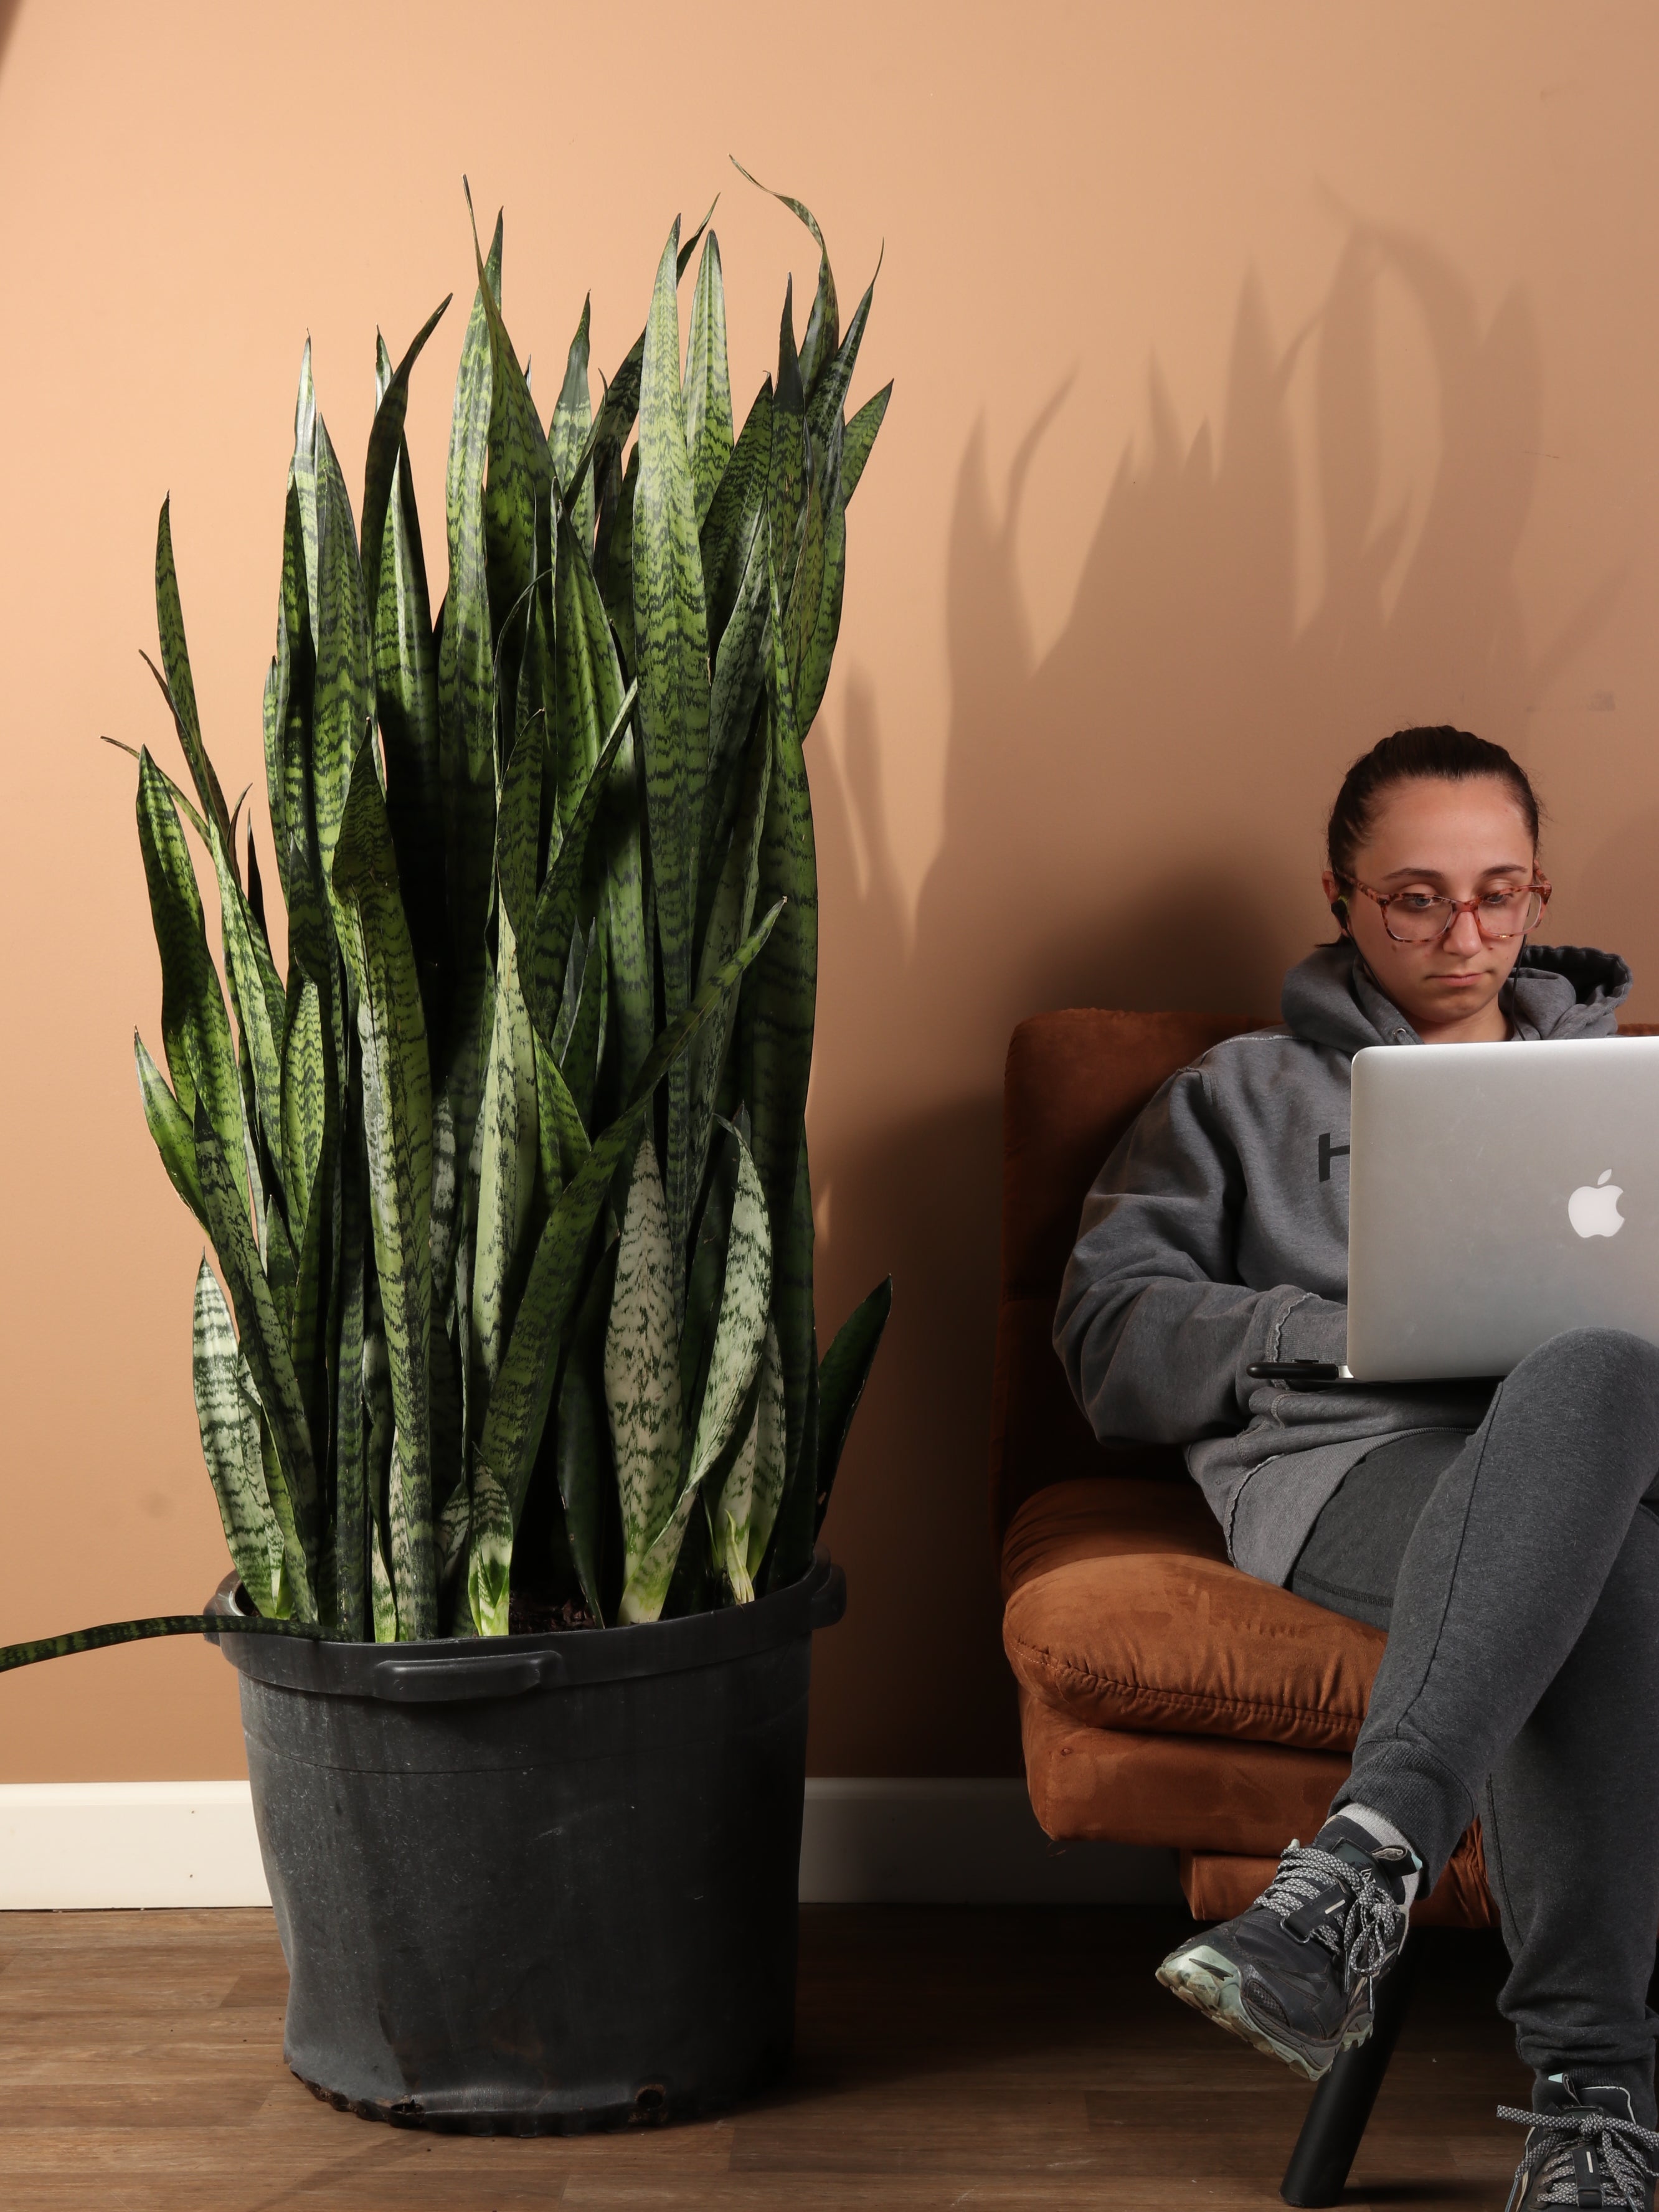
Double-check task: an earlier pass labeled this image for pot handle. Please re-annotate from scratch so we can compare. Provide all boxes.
[808,1557,847,1632]
[367,1650,562,1702]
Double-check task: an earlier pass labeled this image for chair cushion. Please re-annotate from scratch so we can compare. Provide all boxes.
[1020,1685,1352,1855]
[1002,1478,1386,1754]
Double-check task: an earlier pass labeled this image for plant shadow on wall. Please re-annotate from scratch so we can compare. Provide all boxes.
[806,220,1624,1774]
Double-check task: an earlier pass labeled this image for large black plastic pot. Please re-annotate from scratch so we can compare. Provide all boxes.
[206,1549,845,2135]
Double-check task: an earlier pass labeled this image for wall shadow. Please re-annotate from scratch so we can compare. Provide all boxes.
[805,219,1622,1777]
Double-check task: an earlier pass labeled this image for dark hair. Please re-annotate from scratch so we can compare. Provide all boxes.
[1326,726,1543,882]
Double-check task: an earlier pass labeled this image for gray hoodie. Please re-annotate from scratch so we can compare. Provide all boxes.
[1053,940,1632,1584]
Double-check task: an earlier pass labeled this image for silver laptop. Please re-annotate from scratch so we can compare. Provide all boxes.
[1346,1036,1659,1382]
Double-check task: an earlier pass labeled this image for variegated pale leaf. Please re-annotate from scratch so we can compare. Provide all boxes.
[717,1404,761,1604]
[471,911,539,1406]
[606,1139,683,1614]
[280,980,325,1243]
[192,1260,284,1615]
[467,1458,514,1637]
[685,1132,772,1496]
[135,1033,206,1227]
[620,1134,772,1624]
[620,1482,703,1625]
[532,1026,590,1195]
[718,1323,787,1605]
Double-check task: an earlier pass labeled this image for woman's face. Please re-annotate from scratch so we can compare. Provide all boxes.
[1321,775,1541,1044]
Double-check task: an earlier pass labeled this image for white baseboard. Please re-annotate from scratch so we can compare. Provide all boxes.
[0,1778,1179,1911]
[0,1783,273,1909]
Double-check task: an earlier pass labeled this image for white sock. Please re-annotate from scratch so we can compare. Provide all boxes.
[1336,1802,1422,1906]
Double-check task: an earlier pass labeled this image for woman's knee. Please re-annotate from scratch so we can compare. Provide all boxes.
[1512,1326,1659,1403]
[1493,1328,1659,1472]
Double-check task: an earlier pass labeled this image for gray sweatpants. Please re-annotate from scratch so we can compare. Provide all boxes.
[1288,1326,1659,2116]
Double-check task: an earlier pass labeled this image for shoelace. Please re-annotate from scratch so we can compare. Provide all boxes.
[1258,1841,1406,1996]
[1498,2103,1659,2210]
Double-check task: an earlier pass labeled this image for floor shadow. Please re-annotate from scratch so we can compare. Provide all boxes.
[806,217,1624,1777]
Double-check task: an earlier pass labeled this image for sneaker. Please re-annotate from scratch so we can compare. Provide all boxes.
[1500,2076,1659,2211]
[1155,1814,1414,2081]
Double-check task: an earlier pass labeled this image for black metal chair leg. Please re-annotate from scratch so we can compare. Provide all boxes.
[1279,1943,1421,2207]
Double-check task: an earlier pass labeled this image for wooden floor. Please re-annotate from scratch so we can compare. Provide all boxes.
[0,1904,1530,2210]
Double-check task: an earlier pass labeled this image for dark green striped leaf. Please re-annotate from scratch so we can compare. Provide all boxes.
[331,742,436,1640]
[533,1027,590,1191]
[193,1106,320,1561]
[290,342,320,634]
[598,443,638,673]
[633,218,712,1282]
[153,500,232,851]
[684,232,734,529]
[495,710,546,953]
[555,1238,617,1627]
[135,1032,205,1226]
[552,496,625,825]
[689,709,768,1207]
[730,162,839,397]
[210,834,286,1194]
[790,420,847,739]
[360,297,451,616]
[103,735,207,842]
[366,311,449,995]
[806,262,879,446]
[468,897,782,1628]
[701,378,773,652]
[549,295,595,556]
[469,1102,646,1633]
[311,420,371,899]
[466,188,552,640]
[192,1259,288,1619]
[0,1612,326,1677]
[749,560,818,1232]
[135,752,245,1181]
[841,382,892,504]
[559,905,607,1128]
[274,475,327,977]
[521,680,636,1047]
[437,215,503,992]
[560,204,717,513]
[333,1067,369,1641]
[767,291,807,605]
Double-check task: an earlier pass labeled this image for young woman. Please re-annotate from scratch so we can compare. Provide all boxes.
[1054,726,1659,2212]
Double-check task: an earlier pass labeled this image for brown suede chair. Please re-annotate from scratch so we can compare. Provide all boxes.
[992,1009,1499,2206]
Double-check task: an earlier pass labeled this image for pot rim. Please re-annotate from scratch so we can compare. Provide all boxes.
[204,1545,844,1703]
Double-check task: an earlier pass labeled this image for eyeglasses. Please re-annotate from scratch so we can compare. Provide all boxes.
[1339,877,1551,945]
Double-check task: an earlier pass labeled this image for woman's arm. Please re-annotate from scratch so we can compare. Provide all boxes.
[1053,1066,1346,1444]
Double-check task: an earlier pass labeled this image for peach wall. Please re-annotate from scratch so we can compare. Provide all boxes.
[0,0,1654,1777]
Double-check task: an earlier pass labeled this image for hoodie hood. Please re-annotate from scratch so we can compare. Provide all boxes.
[1280,938,1632,1057]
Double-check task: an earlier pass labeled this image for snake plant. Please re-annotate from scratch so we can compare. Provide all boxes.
[2,171,891,1670]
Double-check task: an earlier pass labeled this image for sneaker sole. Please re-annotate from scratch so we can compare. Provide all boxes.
[1155,1943,1373,2083]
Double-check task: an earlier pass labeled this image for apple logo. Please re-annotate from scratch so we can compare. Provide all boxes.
[1569,1169,1626,1240]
